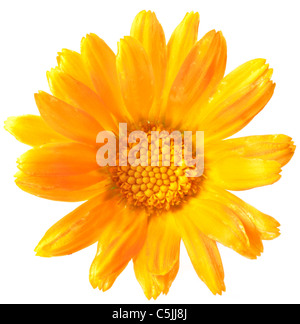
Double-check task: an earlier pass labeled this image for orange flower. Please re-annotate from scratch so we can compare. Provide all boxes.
[4,10,295,298]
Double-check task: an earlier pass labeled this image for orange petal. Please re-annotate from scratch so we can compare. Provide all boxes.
[182,197,257,258]
[81,34,130,122]
[15,169,106,191]
[35,190,119,256]
[4,115,69,146]
[193,59,275,140]
[165,30,227,129]
[163,12,200,109]
[206,156,282,190]
[130,10,167,121]
[145,213,180,275]
[93,263,128,292]
[202,181,280,240]
[35,91,102,145]
[16,177,111,202]
[206,134,295,167]
[57,49,94,90]
[17,142,99,176]
[173,212,225,295]
[89,206,147,288]
[116,36,155,123]
[47,68,118,132]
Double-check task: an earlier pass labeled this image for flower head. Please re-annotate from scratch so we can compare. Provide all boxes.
[5,10,295,298]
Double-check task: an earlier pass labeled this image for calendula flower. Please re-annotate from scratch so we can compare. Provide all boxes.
[4,10,295,298]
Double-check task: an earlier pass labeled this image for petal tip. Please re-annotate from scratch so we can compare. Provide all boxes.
[34,246,49,258]
[4,116,15,133]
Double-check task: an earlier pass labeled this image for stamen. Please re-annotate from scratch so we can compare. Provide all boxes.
[110,123,202,211]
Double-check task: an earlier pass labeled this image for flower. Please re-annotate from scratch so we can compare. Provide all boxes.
[4,10,295,298]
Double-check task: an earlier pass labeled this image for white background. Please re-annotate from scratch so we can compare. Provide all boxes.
[0,0,299,304]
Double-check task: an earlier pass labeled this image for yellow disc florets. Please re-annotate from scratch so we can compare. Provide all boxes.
[110,123,202,212]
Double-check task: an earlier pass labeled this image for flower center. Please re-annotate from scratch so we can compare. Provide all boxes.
[110,123,202,211]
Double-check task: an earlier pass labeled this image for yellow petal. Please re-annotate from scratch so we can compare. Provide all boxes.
[206,156,282,190]
[133,241,179,300]
[192,59,275,140]
[35,91,102,145]
[165,30,227,129]
[145,213,180,275]
[47,68,118,132]
[210,58,271,101]
[116,36,155,122]
[202,182,280,240]
[17,142,99,176]
[246,205,281,240]
[206,134,295,167]
[130,10,167,121]
[182,197,257,258]
[163,12,200,108]
[4,115,69,146]
[89,206,147,288]
[154,260,179,296]
[199,181,264,257]
[35,190,119,256]
[173,212,225,295]
[133,244,161,300]
[57,49,94,90]
[81,34,130,122]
